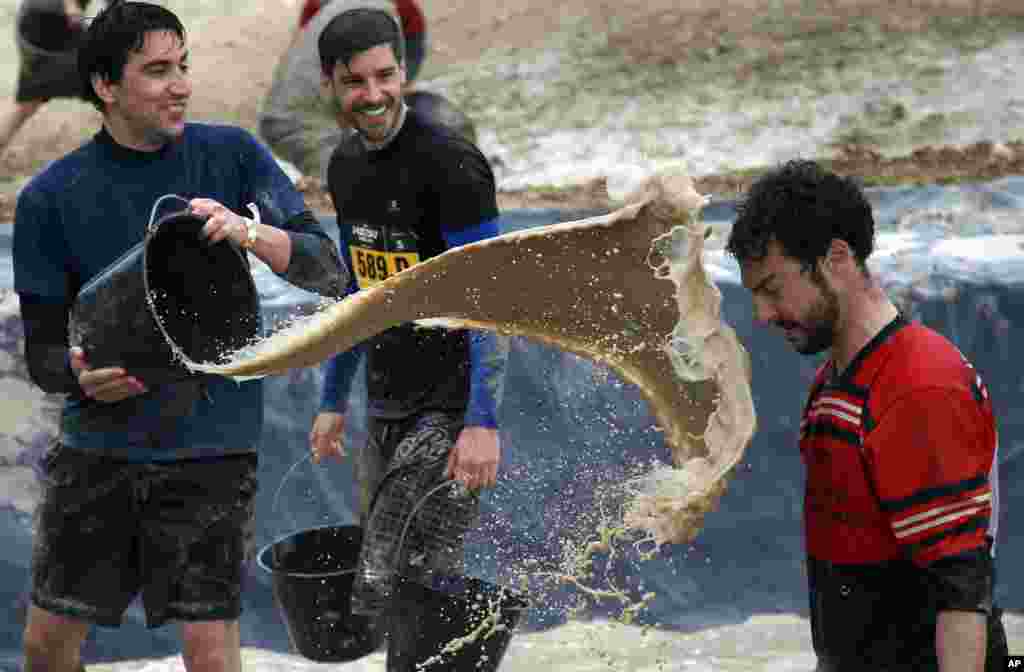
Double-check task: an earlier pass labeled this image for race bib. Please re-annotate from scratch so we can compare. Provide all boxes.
[350,245,420,288]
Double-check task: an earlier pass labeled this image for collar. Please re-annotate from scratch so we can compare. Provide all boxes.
[96,125,181,162]
[357,101,408,152]
[829,312,908,385]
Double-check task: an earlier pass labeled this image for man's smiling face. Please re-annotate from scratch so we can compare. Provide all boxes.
[326,43,406,142]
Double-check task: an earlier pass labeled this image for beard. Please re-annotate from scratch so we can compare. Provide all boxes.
[787,269,840,356]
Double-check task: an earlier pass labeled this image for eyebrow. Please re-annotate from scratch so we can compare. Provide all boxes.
[141,50,189,69]
[748,272,776,294]
[340,65,396,80]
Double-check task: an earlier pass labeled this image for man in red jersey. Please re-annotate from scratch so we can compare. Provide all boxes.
[726,159,1007,672]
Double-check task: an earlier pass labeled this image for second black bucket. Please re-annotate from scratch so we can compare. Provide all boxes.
[257,524,383,662]
[68,197,260,387]
[387,573,528,672]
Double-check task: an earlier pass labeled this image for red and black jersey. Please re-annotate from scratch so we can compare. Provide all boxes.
[799,315,1003,671]
[801,315,998,566]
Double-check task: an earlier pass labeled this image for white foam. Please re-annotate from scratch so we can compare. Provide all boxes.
[932,234,1024,264]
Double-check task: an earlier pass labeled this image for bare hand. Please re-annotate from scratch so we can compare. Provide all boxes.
[69,347,148,403]
[310,411,346,463]
[190,198,250,248]
[446,426,500,491]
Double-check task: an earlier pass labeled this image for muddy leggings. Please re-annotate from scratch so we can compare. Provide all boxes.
[351,411,479,616]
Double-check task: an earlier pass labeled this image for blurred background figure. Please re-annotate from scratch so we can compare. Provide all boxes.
[295,0,426,80]
[259,0,427,180]
[0,0,91,157]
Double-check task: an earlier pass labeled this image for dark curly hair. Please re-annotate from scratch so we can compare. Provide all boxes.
[725,160,875,273]
[77,1,186,113]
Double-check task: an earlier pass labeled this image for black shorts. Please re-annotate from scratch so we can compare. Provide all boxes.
[30,443,258,628]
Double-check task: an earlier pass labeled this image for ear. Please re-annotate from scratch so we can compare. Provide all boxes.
[821,239,855,277]
[91,73,117,107]
[319,72,333,102]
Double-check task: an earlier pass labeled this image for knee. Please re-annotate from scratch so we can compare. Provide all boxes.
[22,609,88,669]
[181,621,239,672]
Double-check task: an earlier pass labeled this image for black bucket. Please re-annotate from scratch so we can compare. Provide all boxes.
[257,524,383,662]
[387,573,528,672]
[68,196,260,387]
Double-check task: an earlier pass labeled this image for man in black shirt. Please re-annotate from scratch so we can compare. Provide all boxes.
[308,7,510,669]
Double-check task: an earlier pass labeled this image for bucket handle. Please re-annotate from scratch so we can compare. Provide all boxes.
[270,452,326,542]
[393,478,529,609]
[146,194,193,235]
[271,456,525,603]
[392,478,465,570]
[270,448,461,554]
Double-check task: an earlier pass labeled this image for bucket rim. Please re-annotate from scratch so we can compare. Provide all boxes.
[256,522,362,579]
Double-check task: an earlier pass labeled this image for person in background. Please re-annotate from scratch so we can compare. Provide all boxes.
[258,0,427,179]
[295,0,426,80]
[726,159,1007,672]
[0,0,89,156]
[307,7,509,669]
[13,3,347,670]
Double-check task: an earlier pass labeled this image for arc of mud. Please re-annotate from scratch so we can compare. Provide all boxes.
[193,173,756,545]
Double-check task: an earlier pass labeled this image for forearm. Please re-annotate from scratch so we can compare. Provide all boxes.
[924,546,995,672]
[19,297,81,395]
[264,210,349,298]
[937,610,986,672]
[246,219,291,274]
[319,345,363,413]
[464,330,509,428]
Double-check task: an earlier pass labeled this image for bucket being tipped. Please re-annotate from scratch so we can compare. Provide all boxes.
[68,195,260,386]
[256,524,383,662]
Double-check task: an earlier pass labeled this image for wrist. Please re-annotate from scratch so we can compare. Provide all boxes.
[240,203,261,250]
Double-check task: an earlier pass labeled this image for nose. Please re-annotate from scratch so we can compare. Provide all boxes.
[363,77,385,103]
[169,66,191,96]
[752,296,776,326]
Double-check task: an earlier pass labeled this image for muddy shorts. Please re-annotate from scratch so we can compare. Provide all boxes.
[30,443,257,628]
[350,411,479,615]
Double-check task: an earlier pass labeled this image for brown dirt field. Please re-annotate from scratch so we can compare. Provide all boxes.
[2,0,1024,221]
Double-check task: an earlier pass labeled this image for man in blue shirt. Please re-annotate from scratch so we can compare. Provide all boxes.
[307,8,509,668]
[13,3,346,670]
